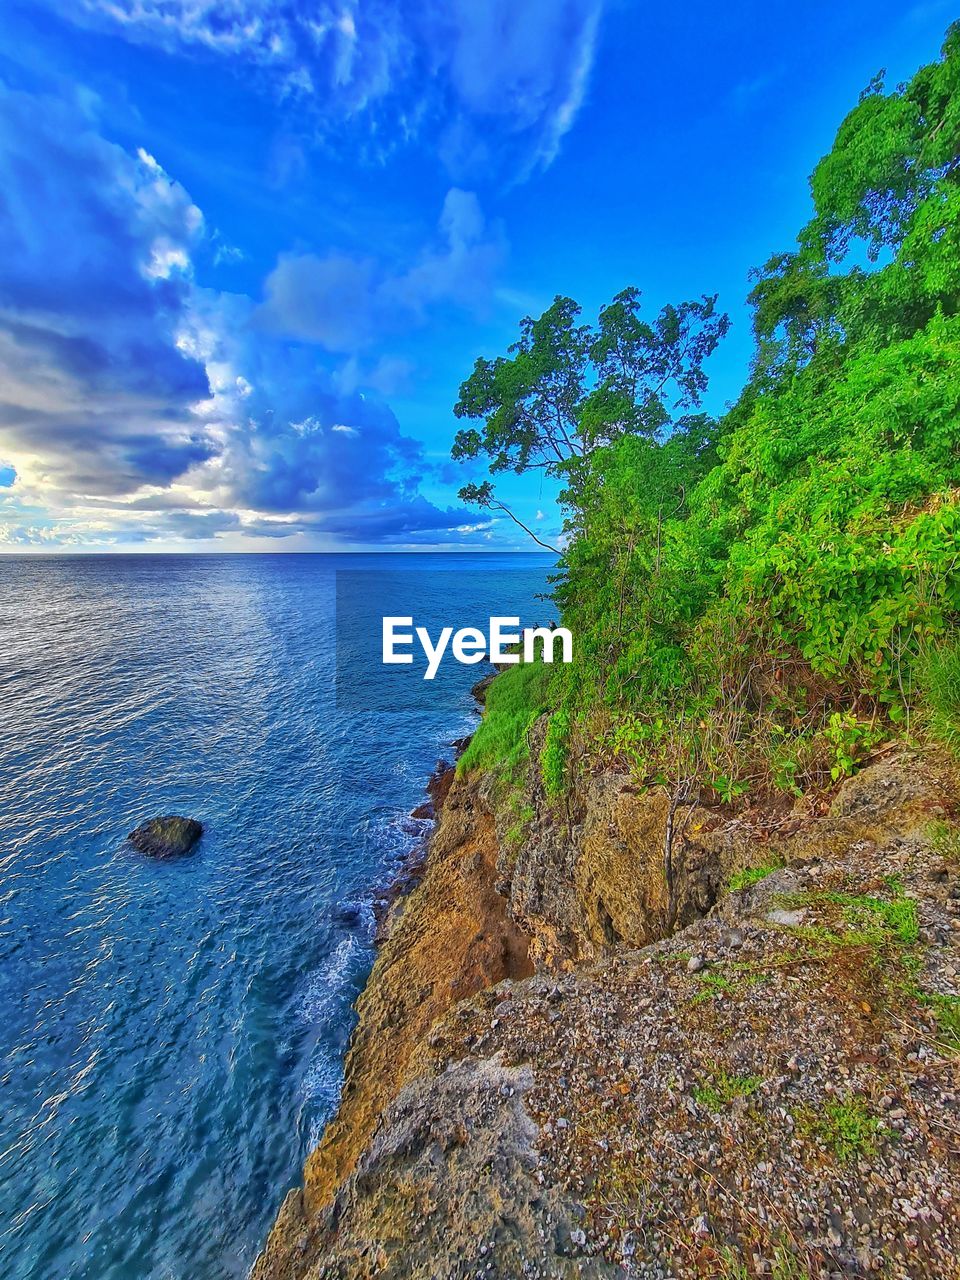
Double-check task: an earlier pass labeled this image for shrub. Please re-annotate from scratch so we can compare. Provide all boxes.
[454,29,960,798]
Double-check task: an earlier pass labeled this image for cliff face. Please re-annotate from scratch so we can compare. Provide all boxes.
[253,761,532,1279]
[254,734,960,1280]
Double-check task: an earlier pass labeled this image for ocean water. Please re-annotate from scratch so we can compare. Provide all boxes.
[0,553,552,1280]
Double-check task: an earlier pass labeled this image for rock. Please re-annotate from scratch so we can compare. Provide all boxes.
[426,761,455,814]
[766,908,805,927]
[253,751,960,1280]
[128,815,202,857]
[410,801,435,821]
[471,673,497,704]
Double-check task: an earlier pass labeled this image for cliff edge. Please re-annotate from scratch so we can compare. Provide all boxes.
[254,741,960,1279]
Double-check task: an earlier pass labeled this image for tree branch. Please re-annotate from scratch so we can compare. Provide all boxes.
[487,500,561,555]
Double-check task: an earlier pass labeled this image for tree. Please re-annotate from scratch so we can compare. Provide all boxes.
[451,288,730,543]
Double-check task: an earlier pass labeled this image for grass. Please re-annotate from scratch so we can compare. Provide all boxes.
[829,890,919,946]
[774,881,956,1058]
[457,661,555,779]
[541,705,571,797]
[713,1238,810,1279]
[504,802,535,850]
[927,819,960,861]
[728,858,783,892]
[920,637,960,755]
[692,970,735,1004]
[692,1068,762,1110]
[769,1243,808,1280]
[779,882,919,949]
[922,992,960,1054]
[714,1246,750,1279]
[796,1096,890,1163]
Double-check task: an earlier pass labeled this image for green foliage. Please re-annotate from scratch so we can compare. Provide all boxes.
[503,800,537,853]
[692,1068,762,1110]
[769,1244,807,1280]
[716,1248,751,1280]
[927,819,960,860]
[920,638,960,754]
[823,712,883,781]
[782,882,919,949]
[797,1096,889,1163]
[457,662,554,779]
[768,728,819,797]
[691,970,734,1004]
[728,860,783,892]
[830,890,919,946]
[923,993,960,1054]
[541,706,571,797]
[709,774,751,804]
[453,26,960,797]
[452,290,729,528]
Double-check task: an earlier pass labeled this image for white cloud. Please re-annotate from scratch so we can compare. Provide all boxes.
[48,0,604,178]
[258,186,504,349]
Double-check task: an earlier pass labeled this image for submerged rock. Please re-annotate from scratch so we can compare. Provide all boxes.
[128,815,203,857]
[334,903,364,928]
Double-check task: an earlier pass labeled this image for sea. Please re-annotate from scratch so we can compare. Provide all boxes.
[0,552,554,1280]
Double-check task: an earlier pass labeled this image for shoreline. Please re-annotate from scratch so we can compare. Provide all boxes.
[367,672,491,945]
[253,673,530,1275]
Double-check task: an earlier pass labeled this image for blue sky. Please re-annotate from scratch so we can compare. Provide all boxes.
[0,0,953,551]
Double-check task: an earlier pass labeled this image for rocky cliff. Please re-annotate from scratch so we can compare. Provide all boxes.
[253,723,960,1279]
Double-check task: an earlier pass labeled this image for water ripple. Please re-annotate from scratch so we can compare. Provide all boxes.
[0,553,548,1279]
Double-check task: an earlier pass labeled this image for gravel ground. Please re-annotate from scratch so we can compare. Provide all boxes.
[421,812,960,1277]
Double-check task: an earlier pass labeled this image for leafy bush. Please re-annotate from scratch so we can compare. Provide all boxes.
[822,712,883,781]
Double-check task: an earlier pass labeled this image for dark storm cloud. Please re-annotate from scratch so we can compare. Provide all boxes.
[163,288,477,537]
[0,84,479,544]
[0,82,210,497]
[313,495,491,541]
